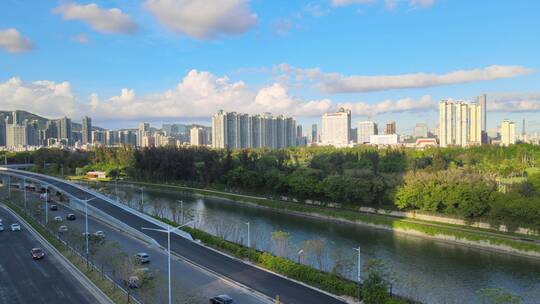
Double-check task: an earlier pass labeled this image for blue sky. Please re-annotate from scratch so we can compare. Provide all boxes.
[1,0,540,133]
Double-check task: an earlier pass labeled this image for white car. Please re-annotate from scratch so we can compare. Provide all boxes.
[0,223,4,232]
[58,225,68,232]
[53,216,63,222]
[11,223,21,231]
[94,231,106,238]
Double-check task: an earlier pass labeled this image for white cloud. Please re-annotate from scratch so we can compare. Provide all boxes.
[2,71,440,121]
[410,0,435,7]
[0,77,77,117]
[339,95,435,116]
[277,64,532,94]
[54,3,137,34]
[0,28,34,53]
[331,0,375,6]
[489,92,540,112]
[144,0,257,39]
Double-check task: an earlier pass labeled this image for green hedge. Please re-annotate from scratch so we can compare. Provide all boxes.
[155,216,360,298]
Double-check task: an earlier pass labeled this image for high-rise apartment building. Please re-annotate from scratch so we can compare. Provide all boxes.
[92,130,106,145]
[211,110,297,149]
[358,121,378,143]
[385,121,396,135]
[439,99,484,147]
[138,123,150,147]
[0,116,6,147]
[6,123,27,148]
[58,117,72,144]
[501,119,516,146]
[477,94,487,132]
[311,124,318,143]
[321,108,351,147]
[190,126,208,146]
[82,116,92,144]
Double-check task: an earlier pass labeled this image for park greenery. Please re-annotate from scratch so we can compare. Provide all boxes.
[4,143,540,233]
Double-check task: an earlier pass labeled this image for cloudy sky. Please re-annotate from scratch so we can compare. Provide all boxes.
[1,0,540,133]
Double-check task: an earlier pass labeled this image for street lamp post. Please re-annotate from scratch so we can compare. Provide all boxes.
[45,185,48,224]
[297,249,304,264]
[177,200,183,224]
[115,179,118,202]
[140,187,144,208]
[353,246,361,300]
[78,196,98,260]
[142,221,194,304]
[245,221,250,248]
[23,177,27,210]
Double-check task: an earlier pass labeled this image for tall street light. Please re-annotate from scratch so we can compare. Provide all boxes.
[353,246,361,300]
[79,196,98,258]
[142,221,194,304]
[23,177,27,210]
[245,221,250,248]
[176,200,183,224]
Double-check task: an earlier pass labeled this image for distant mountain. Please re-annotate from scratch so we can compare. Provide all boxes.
[0,110,104,131]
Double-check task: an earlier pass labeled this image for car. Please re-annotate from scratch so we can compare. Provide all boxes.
[0,223,4,232]
[58,225,68,232]
[209,295,233,304]
[135,253,150,264]
[31,248,45,260]
[11,223,21,231]
[94,231,106,238]
[50,205,58,211]
[66,214,76,221]
[53,216,62,222]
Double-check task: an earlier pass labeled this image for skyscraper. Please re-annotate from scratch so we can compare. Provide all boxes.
[311,124,318,143]
[385,121,396,135]
[477,94,487,132]
[82,116,92,144]
[190,126,208,146]
[0,116,6,147]
[501,119,516,146]
[138,123,150,147]
[212,110,297,149]
[439,99,484,147]
[58,117,72,144]
[358,121,377,144]
[321,108,351,147]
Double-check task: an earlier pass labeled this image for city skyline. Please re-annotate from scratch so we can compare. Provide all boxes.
[1,1,540,132]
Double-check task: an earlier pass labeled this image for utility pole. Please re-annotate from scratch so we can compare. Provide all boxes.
[142,221,194,304]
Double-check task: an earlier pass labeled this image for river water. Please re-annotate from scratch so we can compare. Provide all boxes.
[84,182,540,304]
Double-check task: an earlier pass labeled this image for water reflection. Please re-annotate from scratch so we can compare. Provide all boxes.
[83,181,540,304]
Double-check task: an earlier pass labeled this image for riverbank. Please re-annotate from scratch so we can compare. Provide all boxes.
[78,178,540,259]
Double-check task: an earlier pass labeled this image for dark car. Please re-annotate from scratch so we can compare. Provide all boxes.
[31,248,45,260]
[210,295,233,304]
[50,205,58,211]
[66,214,76,221]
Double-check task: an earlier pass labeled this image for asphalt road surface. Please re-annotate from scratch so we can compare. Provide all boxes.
[24,193,267,304]
[0,206,98,304]
[3,170,346,304]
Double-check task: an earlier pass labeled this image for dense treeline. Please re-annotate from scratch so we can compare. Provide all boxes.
[23,144,540,231]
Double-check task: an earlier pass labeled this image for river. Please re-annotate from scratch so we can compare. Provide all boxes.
[84,181,540,304]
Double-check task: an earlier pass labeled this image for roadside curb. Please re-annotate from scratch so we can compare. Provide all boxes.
[0,203,114,304]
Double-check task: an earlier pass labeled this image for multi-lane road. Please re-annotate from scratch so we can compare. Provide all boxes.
[0,206,100,304]
[21,191,268,303]
[1,168,346,304]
